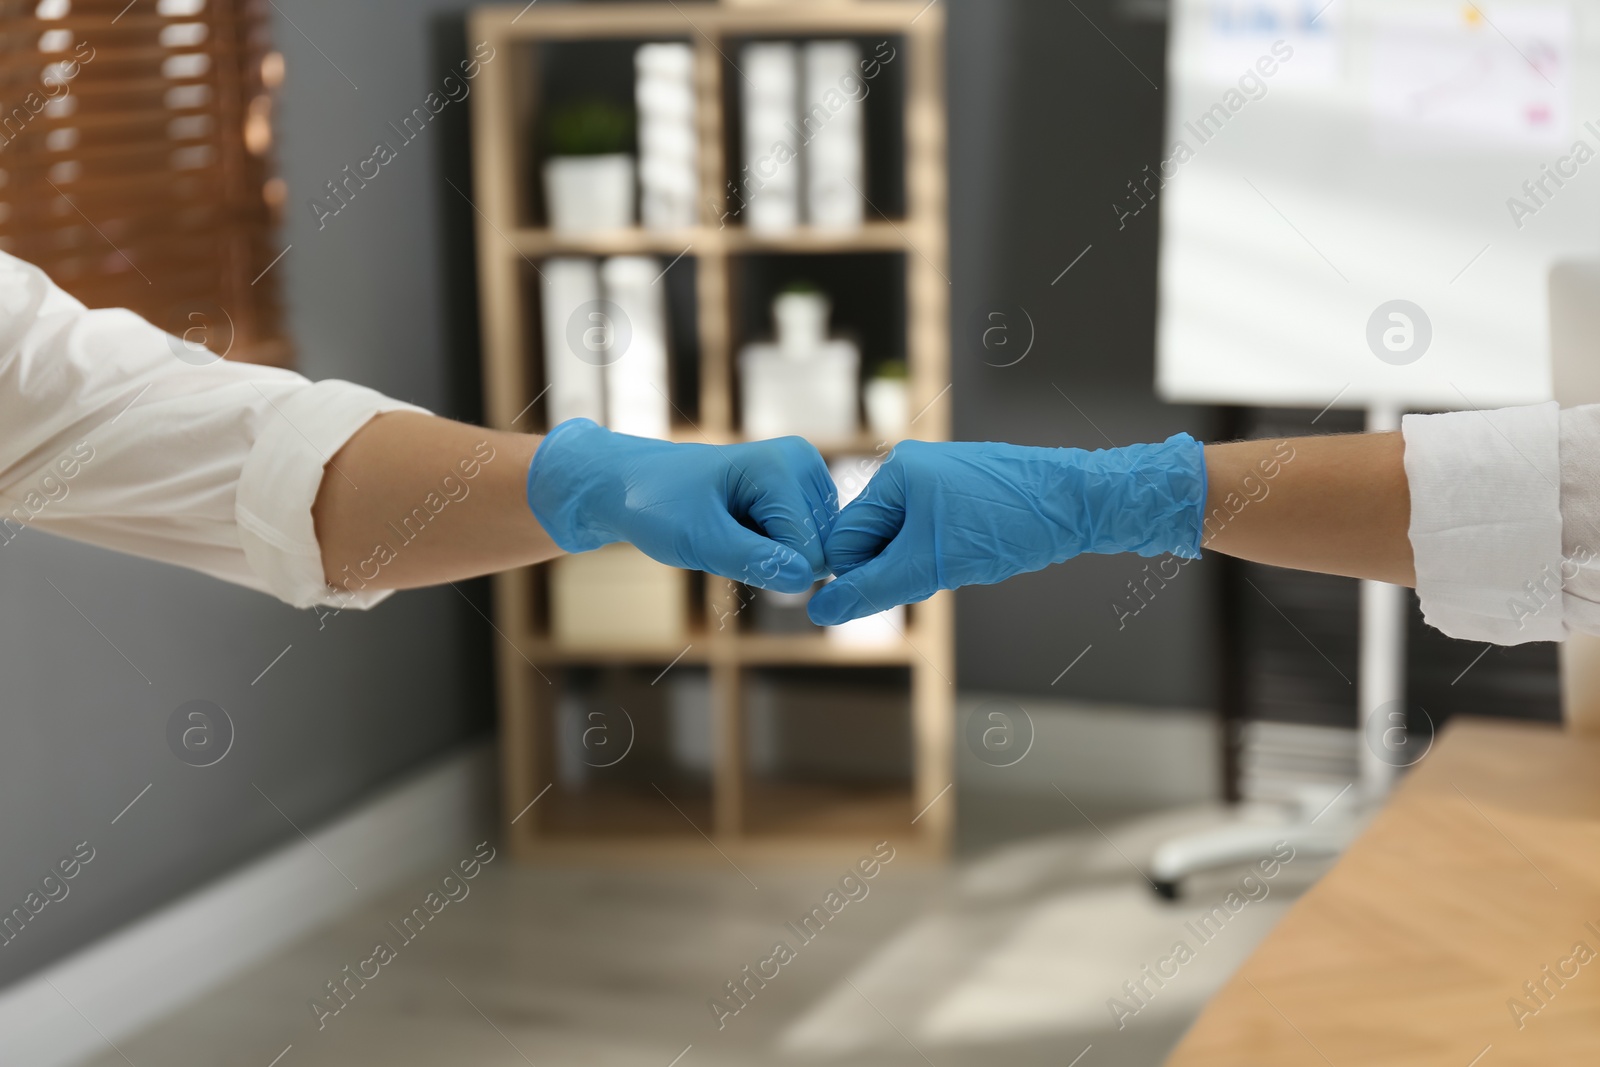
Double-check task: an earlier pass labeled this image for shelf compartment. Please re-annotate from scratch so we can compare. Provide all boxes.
[740,666,915,838]
[518,545,704,650]
[718,33,909,229]
[728,250,908,439]
[721,578,921,661]
[533,663,714,839]
[516,34,696,230]
[517,251,701,435]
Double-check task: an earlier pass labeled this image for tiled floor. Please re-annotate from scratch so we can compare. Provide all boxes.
[79,803,1327,1067]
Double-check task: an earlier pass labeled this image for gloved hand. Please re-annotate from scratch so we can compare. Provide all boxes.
[807,435,1207,625]
[527,418,837,593]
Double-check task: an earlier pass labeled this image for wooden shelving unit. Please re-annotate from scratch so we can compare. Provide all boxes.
[467,1,952,862]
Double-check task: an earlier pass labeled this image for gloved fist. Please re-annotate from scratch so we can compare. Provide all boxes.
[807,435,1208,626]
[527,418,837,593]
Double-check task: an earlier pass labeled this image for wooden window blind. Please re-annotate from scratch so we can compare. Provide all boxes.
[0,0,289,366]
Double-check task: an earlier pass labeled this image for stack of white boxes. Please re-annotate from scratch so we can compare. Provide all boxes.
[740,40,865,233]
[742,43,803,232]
[539,256,671,435]
[541,254,682,646]
[539,258,605,427]
[635,43,698,230]
[598,255,672,441]
[802,41,865,230]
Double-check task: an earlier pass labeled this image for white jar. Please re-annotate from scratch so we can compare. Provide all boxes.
[544,154,636,232]
[863,377,909,440]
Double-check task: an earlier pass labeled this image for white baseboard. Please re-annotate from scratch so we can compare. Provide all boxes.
[0,742,495,1067]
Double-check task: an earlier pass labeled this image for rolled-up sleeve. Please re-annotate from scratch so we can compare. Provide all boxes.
[1558,404,1600,635]
[1403,401,1576,643]
[0,250,426,608]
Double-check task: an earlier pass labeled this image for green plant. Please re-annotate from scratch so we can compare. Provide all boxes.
[871,360,908,381]
[779,279,822,296]
[546,99,634,157]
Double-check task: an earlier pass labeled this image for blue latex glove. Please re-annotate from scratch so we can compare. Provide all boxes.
[527,418,837,593]
[808,435,1207,625]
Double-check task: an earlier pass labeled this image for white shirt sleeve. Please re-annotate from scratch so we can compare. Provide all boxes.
[0,250,428,609]
[1558,404,1600,634]
[1402,400,1600,644]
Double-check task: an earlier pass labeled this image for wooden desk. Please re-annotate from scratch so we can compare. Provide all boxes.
[1167,718,1600,1066]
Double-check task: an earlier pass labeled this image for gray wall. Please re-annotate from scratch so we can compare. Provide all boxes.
[0,0,491,990]
[946,0,1221,707]
[0,0,1220,988]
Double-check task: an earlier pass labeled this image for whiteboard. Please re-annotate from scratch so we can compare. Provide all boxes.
[1155,0,1600,411]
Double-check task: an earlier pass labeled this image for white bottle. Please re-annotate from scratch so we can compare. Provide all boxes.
[739,289,859,441]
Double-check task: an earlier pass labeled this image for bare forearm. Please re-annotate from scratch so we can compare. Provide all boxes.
[1202,432,1415,586]
[312,412,560,592]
